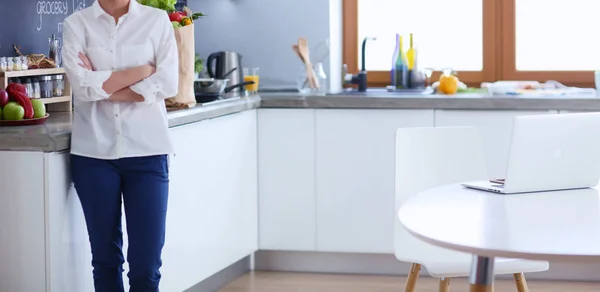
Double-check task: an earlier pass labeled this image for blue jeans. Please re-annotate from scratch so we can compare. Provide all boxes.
[71,154,169,292]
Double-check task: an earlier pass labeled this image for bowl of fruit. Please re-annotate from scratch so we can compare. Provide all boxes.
[0,83,48,127]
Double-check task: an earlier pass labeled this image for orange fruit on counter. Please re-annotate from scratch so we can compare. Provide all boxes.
[438,74,459,95]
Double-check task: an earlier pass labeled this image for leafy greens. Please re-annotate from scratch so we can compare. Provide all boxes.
[137,0,177,12]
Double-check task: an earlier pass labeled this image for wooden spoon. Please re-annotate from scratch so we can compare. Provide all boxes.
[297,37,319,89]
[293,45,310,88]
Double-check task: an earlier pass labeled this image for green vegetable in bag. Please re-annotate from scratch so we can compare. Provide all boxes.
[138,0,177,12]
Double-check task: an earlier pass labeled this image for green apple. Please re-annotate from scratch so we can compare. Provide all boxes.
[3,103,24,121]
[0,106,2,120]
[31,99,46,118]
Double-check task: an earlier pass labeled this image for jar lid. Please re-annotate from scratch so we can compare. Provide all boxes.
[40,75,52,81]
[52,75,64,80]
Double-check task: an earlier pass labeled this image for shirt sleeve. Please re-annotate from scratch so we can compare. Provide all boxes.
[129,12,179,105]
[62,17,113,102]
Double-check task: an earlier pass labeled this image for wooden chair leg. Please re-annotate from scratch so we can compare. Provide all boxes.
[439,277,450,292]
[513,273,529,292]
[469,284,492,292]
[404,263,421,292]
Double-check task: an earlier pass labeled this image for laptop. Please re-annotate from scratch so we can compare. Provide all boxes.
[462,112,600,194]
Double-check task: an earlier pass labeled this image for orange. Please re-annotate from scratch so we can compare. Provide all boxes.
[438,74,459,95]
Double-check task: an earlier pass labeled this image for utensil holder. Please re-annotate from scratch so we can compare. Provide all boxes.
[296,62,327,95]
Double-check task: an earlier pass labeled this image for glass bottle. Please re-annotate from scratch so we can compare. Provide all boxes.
[391,33,400,87]
[394,35,409,89]
[406,33,417,88]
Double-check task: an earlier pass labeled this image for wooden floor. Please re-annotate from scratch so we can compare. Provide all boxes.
[220,271,600,292]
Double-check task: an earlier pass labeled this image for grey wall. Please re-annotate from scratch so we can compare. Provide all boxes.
[188,0,341,91]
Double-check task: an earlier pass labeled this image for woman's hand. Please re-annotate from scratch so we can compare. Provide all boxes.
[78,52,94,71]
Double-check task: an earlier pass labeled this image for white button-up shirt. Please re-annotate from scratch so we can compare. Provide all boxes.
[62,0,178,159]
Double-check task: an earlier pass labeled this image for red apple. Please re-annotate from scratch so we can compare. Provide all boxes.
[169,11,184,23]
[0,89,8,107]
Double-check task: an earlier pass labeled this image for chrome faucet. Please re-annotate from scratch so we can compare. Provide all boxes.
[343,36,377,92]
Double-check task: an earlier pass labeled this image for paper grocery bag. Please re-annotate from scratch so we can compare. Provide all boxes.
[165,24,197,109]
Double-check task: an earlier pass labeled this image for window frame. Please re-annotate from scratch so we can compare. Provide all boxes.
[500,0,594,88]
[343,0,594,88]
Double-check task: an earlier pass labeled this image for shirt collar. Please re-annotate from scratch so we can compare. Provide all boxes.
[92,0,140,19]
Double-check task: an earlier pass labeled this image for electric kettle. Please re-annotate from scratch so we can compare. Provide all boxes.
[206,51,244,96]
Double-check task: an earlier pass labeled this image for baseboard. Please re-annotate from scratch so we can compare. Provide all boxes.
[185,256,250,292]
[254,250,600,282]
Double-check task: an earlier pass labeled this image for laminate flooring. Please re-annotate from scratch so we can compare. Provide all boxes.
[220,271,600,292]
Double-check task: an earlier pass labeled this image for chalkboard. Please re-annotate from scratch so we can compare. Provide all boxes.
[0,0,187,57]
[0,0,89,57]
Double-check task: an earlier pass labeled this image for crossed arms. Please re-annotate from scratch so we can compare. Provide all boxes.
[61,15,179,104]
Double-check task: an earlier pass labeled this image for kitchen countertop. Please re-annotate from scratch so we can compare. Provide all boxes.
[1,92,599,152]
[260,92,600,111]
[0,96,261,152]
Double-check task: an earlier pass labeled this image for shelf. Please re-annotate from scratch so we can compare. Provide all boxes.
[0,68,66,78]
[39,96,70,104]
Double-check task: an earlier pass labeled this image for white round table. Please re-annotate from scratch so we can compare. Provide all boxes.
[398,184,600,291]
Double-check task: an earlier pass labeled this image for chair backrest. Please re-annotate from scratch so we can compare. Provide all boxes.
[395,126,488,264]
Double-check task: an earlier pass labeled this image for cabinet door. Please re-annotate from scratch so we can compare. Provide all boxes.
[161,110,258,291]
[0,152,46,292]
[258,109,316,251]
[435,110,558,178]
[315,109,434,253]
[46,152,94,292]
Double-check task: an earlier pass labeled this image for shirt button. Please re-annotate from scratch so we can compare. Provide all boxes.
[115,114,119,118]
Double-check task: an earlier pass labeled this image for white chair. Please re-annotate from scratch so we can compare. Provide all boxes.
[395,126,549,292]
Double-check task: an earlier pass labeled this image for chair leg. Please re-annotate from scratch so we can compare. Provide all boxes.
[404,263,421,292]
[439,277,450,292]
[513,273,529,292]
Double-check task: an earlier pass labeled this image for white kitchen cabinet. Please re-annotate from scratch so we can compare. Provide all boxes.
[434,110,558,178]
[258,109,317,251]
[315,109,435,253]
[47,152,94,292]
[0,152,46,292]
[161,110,258,292]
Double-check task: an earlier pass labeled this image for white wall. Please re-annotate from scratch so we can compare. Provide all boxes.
[188,0,342,91]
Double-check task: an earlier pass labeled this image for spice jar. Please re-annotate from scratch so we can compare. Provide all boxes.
[52,75,64,97]
[39,75,53,98]
[20,56,28,70]
[23,78,33,97]
[0,57,7,72]
[32,77,41,99]
[12,57,21,71]
[6,57,13,72]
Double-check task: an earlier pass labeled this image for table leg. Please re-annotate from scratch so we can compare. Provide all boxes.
[469,255,494,292]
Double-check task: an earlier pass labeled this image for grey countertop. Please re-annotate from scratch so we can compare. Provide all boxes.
[0,96,260,152]
[260,92,600,111]
[2,92,600,152]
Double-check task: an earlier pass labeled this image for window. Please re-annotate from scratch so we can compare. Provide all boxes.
[357,0,483,72]
[344,0,595,87]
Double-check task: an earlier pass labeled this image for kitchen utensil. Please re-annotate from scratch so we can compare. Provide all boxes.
[194,78,229,94]
[292,45,310,89]
[194,78,255,95]
[206,51,244,96]
[297,38,319,89]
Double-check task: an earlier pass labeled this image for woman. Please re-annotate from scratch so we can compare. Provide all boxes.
[62,0,178,291]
